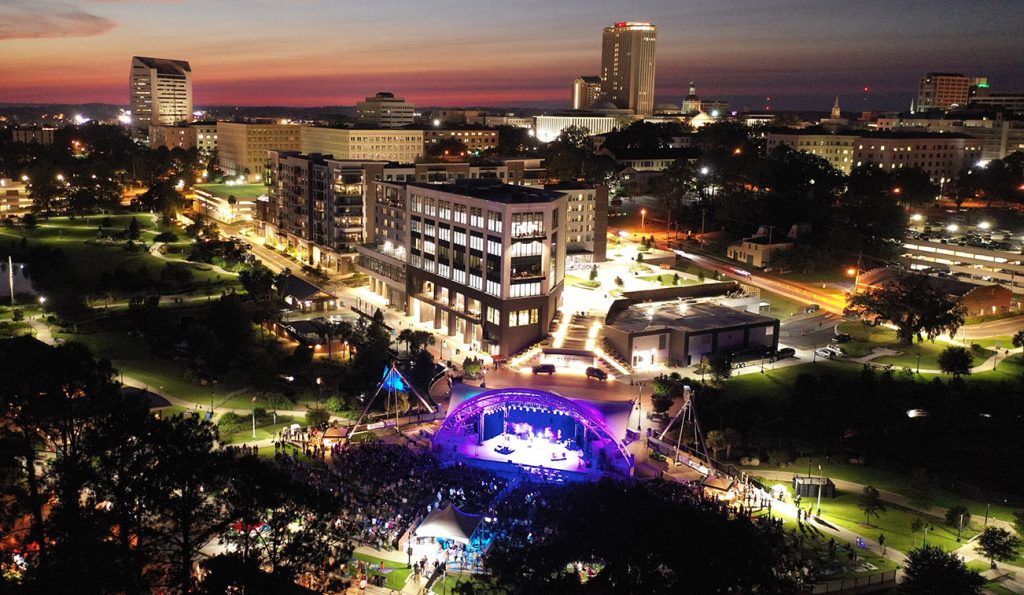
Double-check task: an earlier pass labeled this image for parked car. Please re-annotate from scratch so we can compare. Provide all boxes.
[532,364,556,375]
[804,304,821,313]
[815,347,843,360]
[585,367,608,380]
[770,347,796,362]
[832,333,852,343]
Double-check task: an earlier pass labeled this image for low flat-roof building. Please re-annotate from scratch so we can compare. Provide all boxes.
[193,183,264,224]
[12,127,56,145]
[603,300,779,368]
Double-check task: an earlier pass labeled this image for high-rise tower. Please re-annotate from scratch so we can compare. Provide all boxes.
[130,56,192,142]
[600,22,656,116]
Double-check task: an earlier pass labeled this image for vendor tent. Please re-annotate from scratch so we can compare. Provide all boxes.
[413,504,483,544]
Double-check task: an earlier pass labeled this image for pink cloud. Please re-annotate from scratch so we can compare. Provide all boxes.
[0,2,116,41]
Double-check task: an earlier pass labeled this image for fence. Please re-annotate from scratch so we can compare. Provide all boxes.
[807,570,897,594]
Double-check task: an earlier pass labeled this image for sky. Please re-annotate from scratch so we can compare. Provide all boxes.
[1,0,1022,111]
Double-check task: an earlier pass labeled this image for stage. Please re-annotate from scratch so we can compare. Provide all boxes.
[453,433,587,473]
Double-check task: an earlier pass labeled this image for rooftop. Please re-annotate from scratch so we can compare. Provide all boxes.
[132,56,191,75]
[607,301,777,335]
[407,180,564,204]
[194,183,267,200]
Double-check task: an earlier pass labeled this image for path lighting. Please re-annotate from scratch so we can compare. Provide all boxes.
[946,224,959,233]
[640,208,647,231]
[978,221,990,230]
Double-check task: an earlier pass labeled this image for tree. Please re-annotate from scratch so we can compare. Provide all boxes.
[614,275,624,288]
[899,546,983,595]
[721,427,741,459]
[945,504,971,528]
[425,137,469,159]
[650,374,683,414]
[707,352,733,382]
[891,167,940,206]
[409,349,438,395]
[858,485,887,526]
[589,264,599,282]
[976,527,1021,569]
[1014,510,1024,538]
[846,274,966,345]
[706,430,726,459]
[1012,330,1024,350]
[938,346,974,377]
[305,407,330,427]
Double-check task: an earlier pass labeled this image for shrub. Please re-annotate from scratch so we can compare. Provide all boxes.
[306,407,330,427]
[154,231,178,243]
[252,407,268,421]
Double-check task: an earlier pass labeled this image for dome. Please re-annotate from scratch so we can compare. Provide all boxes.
[590,99,618,110]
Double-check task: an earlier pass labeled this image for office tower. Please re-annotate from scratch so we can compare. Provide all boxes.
[130,56,192,142]
[917,73,971,112]
[572,76,603,110]
[356,92,416,128]
[600,22,656,115]
[358,179,567,355]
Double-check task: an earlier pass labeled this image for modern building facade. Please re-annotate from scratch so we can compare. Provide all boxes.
[217,122,302,179]
[572,76,603,110]
[547,182,607,264]
[300,127,424,163]
[260,152,380,273]
[0,178,33,212]
[917,73,972,112]
[149,121,218,156]
[600,22,657,116]
[355,93,416,128]
[130,56,192,142]
[357,180,568,356]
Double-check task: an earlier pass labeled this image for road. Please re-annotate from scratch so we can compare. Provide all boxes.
[780,312,841,350]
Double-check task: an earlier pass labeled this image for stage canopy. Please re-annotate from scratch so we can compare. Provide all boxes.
[414,504,483,544]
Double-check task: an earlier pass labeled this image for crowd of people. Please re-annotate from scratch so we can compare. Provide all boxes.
[324,442,507,551]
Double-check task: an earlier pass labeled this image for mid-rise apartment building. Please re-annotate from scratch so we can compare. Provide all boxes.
[149,121,218,155]
[261,152,382,273]
[764,130,858,174]
[875,114,1024,160]
[853,132,982,181]
[130,56,192,142]
[424,128,500,152]
[573,76,603,110]
[300,127,423,163]
[217,122,302,179]
[0,178,32,212]
[917,73,972,112]
[357,180,568,356]
[12,127,56,145]
[547,182,607,264]
[355,92,416,128]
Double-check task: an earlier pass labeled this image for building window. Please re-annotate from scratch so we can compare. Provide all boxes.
[509,282,541,297]
[486,307,501,326]
[454,204,467,224]
[509,308,538,327]
[470,207,483,227]
[487,210,503,233]
[487,238,502,256]
[486,280,501,297]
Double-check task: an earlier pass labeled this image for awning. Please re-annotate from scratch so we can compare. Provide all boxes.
[413,504,483,544]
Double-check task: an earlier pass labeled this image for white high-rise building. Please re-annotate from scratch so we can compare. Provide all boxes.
[130,56,193,142]
[356,92,416,128]
[600,22,657,116]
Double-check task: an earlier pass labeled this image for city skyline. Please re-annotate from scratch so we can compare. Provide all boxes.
[2,0,1022,110]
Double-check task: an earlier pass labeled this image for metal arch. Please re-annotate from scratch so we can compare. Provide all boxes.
[437,388,633,467]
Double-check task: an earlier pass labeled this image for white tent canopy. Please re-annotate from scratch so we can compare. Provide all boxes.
[413,504,483,544]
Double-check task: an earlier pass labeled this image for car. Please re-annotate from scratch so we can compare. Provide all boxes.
[804,304,821,313]
[585,367,608,381]
[532,364,556,375]
[832,333,852,343]
[770,347,796,362]
[815,347,843,360]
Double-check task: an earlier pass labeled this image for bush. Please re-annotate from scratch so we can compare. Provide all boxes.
[306,407,330,427]
[463,356,483,378]
[154,231,178,243]
[326,396,352,414]
[11,309,24,322]
[945,503,971,528]
[252,407,268,421]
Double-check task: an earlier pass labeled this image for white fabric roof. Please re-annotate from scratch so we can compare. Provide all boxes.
[414,504,483,544]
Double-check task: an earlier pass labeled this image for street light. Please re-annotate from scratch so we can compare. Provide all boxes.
[816,464,823,517]
[252,396,257,439]
[640,208,647,232]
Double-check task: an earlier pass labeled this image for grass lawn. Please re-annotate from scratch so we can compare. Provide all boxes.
[781,457,1020,525]
[719,359,856,401]
[820,490,975,555]
[352,553,412,591]
[757,290,808,321]
[432,572,504,594]
[0,215,238,292]
[835,321,995,369]
[967,334,1017,350]
[195,183,267,200]
[219,415,296,444]
[637,273,696,287]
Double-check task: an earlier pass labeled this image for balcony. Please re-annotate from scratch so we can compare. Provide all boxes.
[511,268,544,280]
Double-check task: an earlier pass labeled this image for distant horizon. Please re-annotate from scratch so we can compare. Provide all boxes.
[2,0,1020,111]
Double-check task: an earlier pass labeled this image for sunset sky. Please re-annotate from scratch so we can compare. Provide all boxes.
[2,0,1022,110]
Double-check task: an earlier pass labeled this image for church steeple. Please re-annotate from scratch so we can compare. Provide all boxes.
[830,95,841,119]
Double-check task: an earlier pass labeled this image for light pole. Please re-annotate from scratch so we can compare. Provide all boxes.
[916,353,921,375]
[251,396,257,439]
[636,383,643,431]
[957,513,964,542]
[816,464,823,517]
[640,208,647,232]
